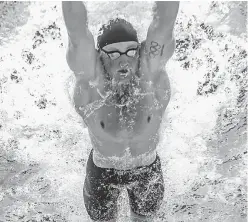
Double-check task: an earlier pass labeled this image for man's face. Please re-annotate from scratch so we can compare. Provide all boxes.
[100,41,140,86]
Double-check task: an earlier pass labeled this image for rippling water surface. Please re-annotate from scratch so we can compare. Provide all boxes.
[0,2,247,221]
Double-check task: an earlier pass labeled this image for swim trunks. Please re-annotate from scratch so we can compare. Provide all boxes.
[83,150,164,221]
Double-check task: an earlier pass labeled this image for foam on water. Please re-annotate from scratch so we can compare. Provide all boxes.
[0,1,247,221]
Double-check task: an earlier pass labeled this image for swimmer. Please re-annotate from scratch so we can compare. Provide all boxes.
[62,2,179,221]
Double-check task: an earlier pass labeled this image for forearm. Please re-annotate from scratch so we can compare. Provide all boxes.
[62,1,88,44]
[153,1,179,31]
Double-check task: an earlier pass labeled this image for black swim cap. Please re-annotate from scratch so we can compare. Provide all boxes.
[97,18,138,49]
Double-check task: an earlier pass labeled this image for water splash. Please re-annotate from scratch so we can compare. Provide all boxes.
[0,1,247,222]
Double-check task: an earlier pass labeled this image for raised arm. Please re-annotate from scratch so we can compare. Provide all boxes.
[62,1,96,80]
[144,1,179,73]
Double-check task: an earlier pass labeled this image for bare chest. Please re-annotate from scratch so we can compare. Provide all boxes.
[82,84,164,143]
[98,98,152,139]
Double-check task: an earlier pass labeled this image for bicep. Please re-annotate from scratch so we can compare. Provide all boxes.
[66,29,96,80]
[144,22,176,73]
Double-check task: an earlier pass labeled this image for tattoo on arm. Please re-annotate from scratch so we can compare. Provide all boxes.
[148,41,165,58]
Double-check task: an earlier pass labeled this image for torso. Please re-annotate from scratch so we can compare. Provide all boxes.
[75,46,170,170]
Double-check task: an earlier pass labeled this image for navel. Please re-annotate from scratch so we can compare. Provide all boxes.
[100,121,105,129]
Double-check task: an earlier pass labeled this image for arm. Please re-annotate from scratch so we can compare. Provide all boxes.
[62,1,96,80]
[62,2,96,115]
[141,2,179,110]
[144,1,179,73]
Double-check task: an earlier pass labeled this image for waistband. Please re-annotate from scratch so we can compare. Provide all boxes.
[92,148,157,170]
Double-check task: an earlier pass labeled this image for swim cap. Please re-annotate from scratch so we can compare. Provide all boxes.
[97,18,138,49]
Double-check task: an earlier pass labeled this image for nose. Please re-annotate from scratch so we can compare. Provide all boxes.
[119,60,129,69]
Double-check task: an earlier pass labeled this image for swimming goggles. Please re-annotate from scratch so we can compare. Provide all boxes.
[101,47,139,60]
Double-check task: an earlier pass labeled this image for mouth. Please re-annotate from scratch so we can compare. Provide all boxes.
[118,69,130,78]
[119,69,128,73]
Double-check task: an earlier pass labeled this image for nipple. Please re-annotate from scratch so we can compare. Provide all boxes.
[100,121,105,129]
[147,116,151,123]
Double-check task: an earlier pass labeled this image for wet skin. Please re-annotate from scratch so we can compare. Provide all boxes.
[62,2,179,221]
[74,41,171,170]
